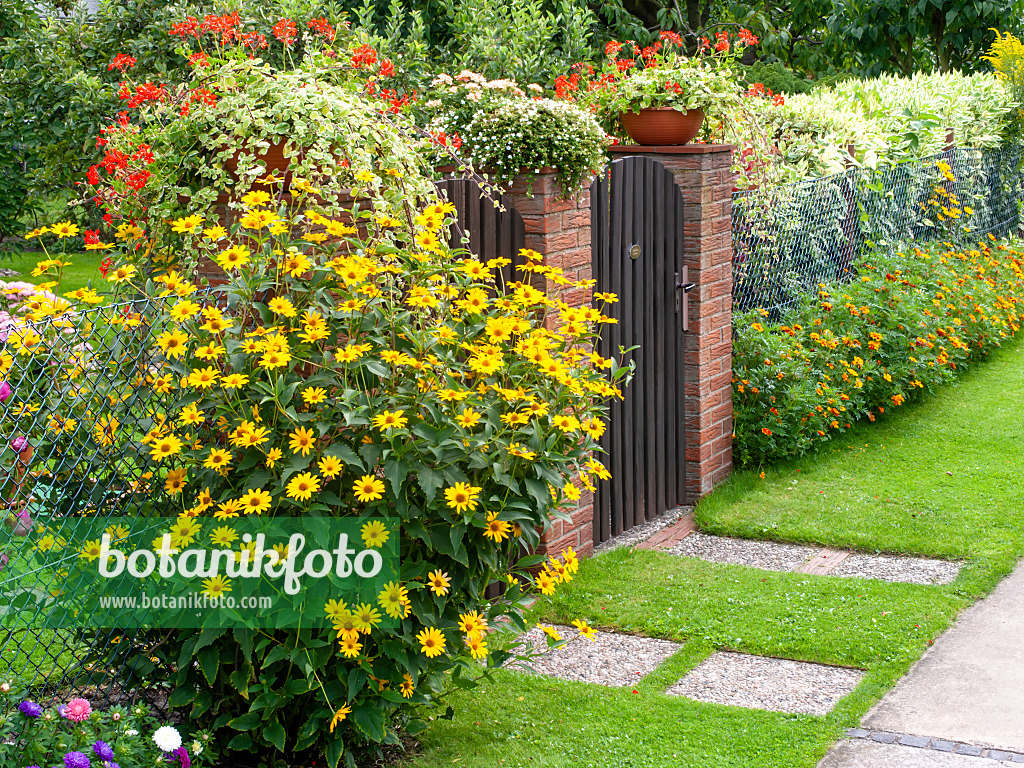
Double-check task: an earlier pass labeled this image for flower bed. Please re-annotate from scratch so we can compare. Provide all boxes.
[733,236,1024,465]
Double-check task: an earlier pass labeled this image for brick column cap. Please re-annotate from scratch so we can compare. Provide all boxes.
[610,144,736,156]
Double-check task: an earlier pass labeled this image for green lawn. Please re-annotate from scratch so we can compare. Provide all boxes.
[404,334,1024,768]
[2,249,111,294]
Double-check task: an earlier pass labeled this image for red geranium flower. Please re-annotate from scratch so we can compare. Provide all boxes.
[307,17,335,41]
[273,18,297,46]
[108,54,137,72]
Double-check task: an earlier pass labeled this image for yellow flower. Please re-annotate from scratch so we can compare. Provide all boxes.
[353,474,385,502]
[210,526,238,547]
[454,409,481,428]
[216,245,250,271]
[288,426,316,456]
[371,410,408,431]
[169,515,201,548]
[241,190,272,208]
[268,297,296,317]
[239,488,272,515]
[361,520,390,547]
[164,468,187,494]
[443,482,481,513]
[171,214,203,233]
[537,623,561,642]
[324,598,348,622]
[318,454,344,478]
[169,300,202,321]
[458,610,488,638]
[108,264,137,284]
[93,415,119,446]
[302,387,327,405]
[483,511,511,542]
[400,674,414,698]
[572,619,597,641]
[231,420,270,448]
[535,569,557,595]
[329,705,352,733]
[79,538,103,561]
[465,633,488,659]
[285,472,321,502]
[203,448,232,470]
[50,221,79,239]
[426,569,450,596]
[352,602,382,632]
[203,225,228,240]
[201,574,232,600]
[221,373,249,389]
[265,447,283,468]
[214,499,242,519]
[187,366,219,389]
[378,581,409,619]
[240,209,278,230]
[149,434,183,461]
[415,627,446,658]
[338,635,362,658]
[156,329,188,358]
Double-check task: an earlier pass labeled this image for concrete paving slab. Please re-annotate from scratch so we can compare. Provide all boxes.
[863,561,1024,752]
[818,740,1015,767]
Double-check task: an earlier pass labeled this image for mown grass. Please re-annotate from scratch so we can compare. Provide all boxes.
[2,249,111,294]
[403,334,1024,768]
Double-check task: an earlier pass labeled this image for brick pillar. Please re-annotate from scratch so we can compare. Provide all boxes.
[504,170,595,558]
[610,144,735,500]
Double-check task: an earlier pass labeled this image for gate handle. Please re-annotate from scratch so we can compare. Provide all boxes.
[675,267,696,332]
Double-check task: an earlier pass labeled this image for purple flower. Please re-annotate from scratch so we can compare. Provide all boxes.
[0,381,11,403]
[18,700,42,718]
[0,552,7,571]
[172,747,190,768]
[63,752,91,768]
[91,742,113,762]
[10,436,28,453]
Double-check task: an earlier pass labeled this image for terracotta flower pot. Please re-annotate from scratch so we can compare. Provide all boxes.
[619,107,705,146]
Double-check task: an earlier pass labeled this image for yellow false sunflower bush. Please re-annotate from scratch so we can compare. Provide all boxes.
[1,156,627,763]
[734,235,1024,465]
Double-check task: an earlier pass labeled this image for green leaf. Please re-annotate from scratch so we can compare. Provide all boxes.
[416,466,442,503]
[228,711,262,731]
[265,720,286,751]
[325,441,365,470]
[351,704,387,740]
[197,645,219,685]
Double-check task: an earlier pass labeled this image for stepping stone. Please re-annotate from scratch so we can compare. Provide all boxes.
[666,532,960,585]
[666,651,865,716]
[634,510,696,551]
[508,625,681,687]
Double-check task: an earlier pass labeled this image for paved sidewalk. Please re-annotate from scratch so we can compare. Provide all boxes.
[819,560,1024,766]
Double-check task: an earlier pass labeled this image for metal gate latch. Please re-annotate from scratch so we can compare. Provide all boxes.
[674,268,696,331]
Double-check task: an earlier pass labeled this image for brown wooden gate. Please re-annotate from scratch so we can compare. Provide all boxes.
[591,156,689,543]
[434,178,528,289]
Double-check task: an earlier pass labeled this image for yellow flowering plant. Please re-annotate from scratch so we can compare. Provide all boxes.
[3,148,628,763]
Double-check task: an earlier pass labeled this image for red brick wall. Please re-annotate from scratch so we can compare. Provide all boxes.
[505,172,596,559]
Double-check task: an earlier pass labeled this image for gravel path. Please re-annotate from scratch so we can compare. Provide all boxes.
[594,506,693,555]
[507,625,681,687]
[667,532,820,572]
[666,651,865,716]
[831,552,961,585]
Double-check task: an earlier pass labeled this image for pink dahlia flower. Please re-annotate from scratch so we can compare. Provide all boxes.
[62,698,92,722]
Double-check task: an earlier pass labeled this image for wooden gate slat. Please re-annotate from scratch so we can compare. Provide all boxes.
[609,160,627,536]
[594,172,612,545]
[662,169,677,511]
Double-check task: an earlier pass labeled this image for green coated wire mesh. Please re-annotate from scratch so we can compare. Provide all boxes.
[0,289,197,709]
[732,144,1024,317]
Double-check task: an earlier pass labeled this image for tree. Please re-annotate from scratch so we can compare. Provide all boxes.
[830,0,1024,75]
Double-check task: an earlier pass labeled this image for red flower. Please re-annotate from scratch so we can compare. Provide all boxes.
[188,52,209,68]
[87,165,100,185]
[761,427,772,436]
[132,144,154,165]
[108,54,137,72]
[615,58,635,72]
[660,30,683,47]
[84,229,100,245]
[273,18,297,46]
[200,13,240,46]
[378,58,395,77]
[119,82,167,109]
[239,32,268,50]
[126,170,150,191]
[99,256,112,276]
[169,17,200,37]
[738,28,759,46]
[605,40,623,58]
[350,43,378,69]
[715,31,730,53]
[103,213,113,224]
[698,35,710,53]
[307,17,335,41]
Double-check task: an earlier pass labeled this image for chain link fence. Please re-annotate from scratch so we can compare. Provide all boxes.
[732,144,1024,316]
[0,290,188,709]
